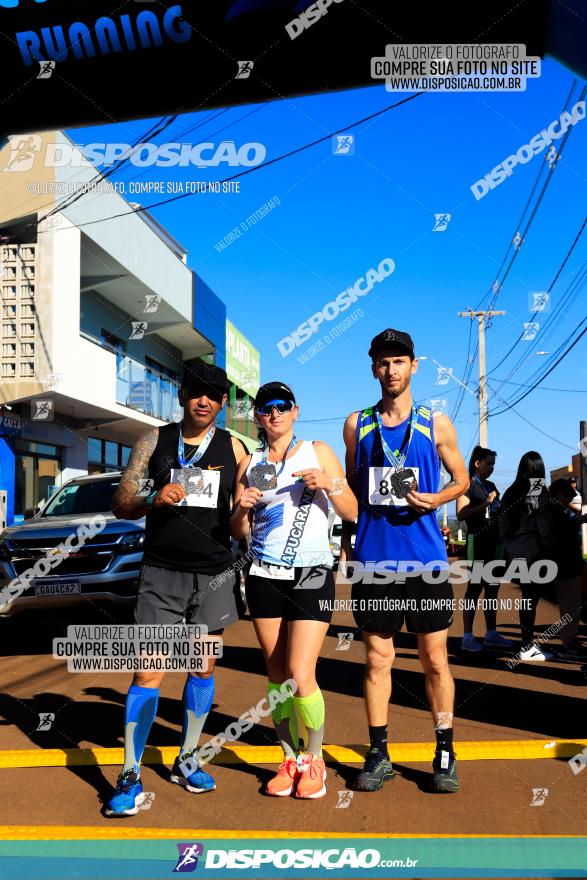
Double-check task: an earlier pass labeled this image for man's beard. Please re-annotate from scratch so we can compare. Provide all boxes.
[381,376,410,398]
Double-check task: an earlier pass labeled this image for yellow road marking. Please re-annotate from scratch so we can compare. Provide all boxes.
[0,827,584,840]
[0,739,584,769]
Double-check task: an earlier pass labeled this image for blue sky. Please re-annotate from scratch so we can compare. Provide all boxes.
[67,58,586,497]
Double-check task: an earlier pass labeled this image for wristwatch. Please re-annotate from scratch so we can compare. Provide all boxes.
[145,490,158,509]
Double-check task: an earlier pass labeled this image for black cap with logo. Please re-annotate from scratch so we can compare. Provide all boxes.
[368,329,415,359]
[254,382,296,409]
[181,359,229,394]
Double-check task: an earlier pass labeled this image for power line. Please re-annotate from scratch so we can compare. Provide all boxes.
[487,215,587,378]
[451,80,582,420]
[29,92,425,237]
[486,381,577,451]
[490,317,587,416]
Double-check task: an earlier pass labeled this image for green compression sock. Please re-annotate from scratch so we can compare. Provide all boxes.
[293,688,325,757]
[268,681,299,758]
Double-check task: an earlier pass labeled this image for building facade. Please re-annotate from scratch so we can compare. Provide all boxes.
[225,319,260,451]
[0,131,257,524]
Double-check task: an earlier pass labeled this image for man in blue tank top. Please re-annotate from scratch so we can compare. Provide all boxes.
[342,329,469,794]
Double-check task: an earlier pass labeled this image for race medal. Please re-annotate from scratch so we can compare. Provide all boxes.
[170,467,220,508]
[249,463,277,491]
[388,467,418,498]
[368,466,420,507]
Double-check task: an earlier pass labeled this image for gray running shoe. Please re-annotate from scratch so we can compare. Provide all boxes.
[432,751,460,793]
[354,748,395,792]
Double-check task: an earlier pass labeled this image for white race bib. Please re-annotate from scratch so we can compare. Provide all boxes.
[368,466,420,507]
[170,467,220,509]
[249,559,295,580]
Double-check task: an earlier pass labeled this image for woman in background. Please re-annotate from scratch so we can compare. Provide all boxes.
[499,451,555,662]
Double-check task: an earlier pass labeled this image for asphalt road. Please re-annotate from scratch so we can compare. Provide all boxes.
[0,579,585,841]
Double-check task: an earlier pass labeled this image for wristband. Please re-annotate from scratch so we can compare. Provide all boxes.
[145,490,158,509]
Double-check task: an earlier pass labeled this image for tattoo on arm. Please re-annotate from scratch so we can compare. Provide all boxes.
[442,479,459,492]
[113,429,158,510]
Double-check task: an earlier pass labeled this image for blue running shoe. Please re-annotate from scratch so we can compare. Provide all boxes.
[170,752,216,793]
[104,768,144,817]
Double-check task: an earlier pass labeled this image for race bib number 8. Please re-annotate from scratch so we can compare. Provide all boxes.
[368,466,419,507]
[170,467,220,508]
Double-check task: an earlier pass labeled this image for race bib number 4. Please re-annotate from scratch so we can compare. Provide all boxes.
[368,466,419,507]
[170,467,220,508]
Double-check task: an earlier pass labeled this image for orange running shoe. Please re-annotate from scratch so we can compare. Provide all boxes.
[265,758,302,797]
[294,754,327,799]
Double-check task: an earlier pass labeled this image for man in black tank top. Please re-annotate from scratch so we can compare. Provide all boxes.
[105,361,248,817]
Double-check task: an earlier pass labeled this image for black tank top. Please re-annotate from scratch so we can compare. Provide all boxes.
[142,422,239,574]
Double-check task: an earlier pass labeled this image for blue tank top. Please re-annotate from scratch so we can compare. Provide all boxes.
[354,402,448,568]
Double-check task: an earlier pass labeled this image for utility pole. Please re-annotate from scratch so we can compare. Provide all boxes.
[458,309,505,447]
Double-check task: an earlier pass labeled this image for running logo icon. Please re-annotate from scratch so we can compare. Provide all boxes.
[36,712,55,731]
[236,61,254,79]
[4,134,42,172]
[336,632,354,651]
[433,213,451,232]
[173,843,204,872]
[37,60,55,79]
[530,788,548,806]
[332,134,355,155]
[295,567,327,590]
[336,790,353,808]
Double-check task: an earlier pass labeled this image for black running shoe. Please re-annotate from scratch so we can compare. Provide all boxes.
[432,750,460,793]
[354,748,395,792]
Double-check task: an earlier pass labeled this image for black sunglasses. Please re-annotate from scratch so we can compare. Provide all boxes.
[256,399,295,416]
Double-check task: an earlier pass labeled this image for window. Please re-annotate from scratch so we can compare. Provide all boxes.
[3,285,16,298]
[20,342,34,357]
[20,246,35,261]
[4,267,16,280]
[1,246,17,262]
[2,324,16,338]
[1,363,15,377]
[20,361,34,377]
[100,329,126,352]
[2,343,16,357]
[2,305,16,318]
[21,323,35,337]
[104,441,118,467]
[21,284,34,299]
[87,438,131,471]
[23,265,35,279]
[88,437,102,463]
[20,303,34,318]
[42,478,120,517]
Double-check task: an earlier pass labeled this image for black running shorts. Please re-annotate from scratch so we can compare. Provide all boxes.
[351,575,454,634]
[245,565,334,623]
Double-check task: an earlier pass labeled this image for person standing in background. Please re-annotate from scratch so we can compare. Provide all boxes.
[457,447,514,653]
[499,452,555,662]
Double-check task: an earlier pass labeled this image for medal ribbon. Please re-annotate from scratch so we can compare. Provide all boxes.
[260,434,298,479]
[374,404,417,470]
[177,423,215,469]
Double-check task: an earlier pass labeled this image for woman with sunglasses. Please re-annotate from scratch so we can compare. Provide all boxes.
[231,382,358,799]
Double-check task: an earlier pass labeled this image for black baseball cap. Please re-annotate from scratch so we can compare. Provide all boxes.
[254,382,296,409]
[181,359,229,394]
[369,328,415,359]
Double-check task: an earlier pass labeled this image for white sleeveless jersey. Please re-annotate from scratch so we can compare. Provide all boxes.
[246,441,334,568]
